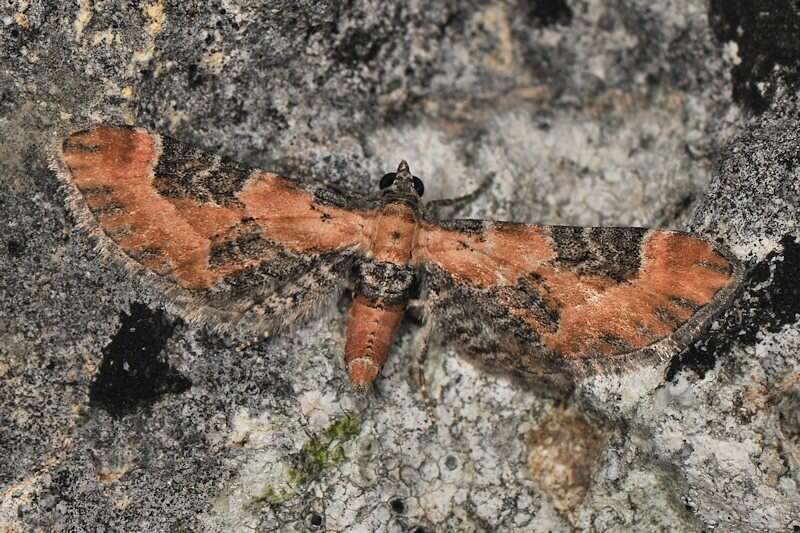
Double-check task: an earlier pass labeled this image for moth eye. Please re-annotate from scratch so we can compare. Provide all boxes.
[380,172,396,189]
[412,176,425,197]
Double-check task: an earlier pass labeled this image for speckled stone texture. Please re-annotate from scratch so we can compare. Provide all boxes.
[1,1,799,531]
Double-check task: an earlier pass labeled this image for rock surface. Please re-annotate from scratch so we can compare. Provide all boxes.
[1,1,799,531]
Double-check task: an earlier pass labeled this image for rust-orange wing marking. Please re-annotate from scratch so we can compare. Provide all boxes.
[415,221,740,374]
[54,126,374,292]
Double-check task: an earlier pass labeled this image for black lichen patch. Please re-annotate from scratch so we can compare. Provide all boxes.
[186,62,206,88]
[7,239,24,258]
[709,0,800,113]
[667,234,800,381]
[665,325,723,382]
[334,27,386,66]
[524,0,574,28]
[89,303,190,416]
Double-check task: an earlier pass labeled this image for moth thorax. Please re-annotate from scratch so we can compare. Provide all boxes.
[371,202,418,264]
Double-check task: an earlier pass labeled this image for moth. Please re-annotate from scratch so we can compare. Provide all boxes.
[53,126,741,391]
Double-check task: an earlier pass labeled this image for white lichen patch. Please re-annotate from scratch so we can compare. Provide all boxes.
[228,407,279,449]
[583,364,664,415]
[210,450,298,531]
[476,95,710,228]
[578,467,702,530]
[636,332,800,531]
[298,389,338,432]
[209,408,307,530]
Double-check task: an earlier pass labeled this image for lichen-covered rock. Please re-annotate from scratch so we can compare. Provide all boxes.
[1,1,799,531]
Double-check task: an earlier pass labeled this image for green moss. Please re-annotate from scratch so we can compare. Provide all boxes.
[292,412,362,484]
[250,412,362,508]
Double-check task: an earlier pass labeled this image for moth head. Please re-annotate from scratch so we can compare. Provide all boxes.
[379,160,425,199]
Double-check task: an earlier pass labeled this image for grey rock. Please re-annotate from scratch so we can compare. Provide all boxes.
[1,0,798,531]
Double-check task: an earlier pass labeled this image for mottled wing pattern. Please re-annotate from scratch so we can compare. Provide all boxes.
[415,220,740,379]
[53,126,374,333]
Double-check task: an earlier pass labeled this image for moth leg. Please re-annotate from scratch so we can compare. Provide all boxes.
[408,297,438,419]
[425,171,495,220]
